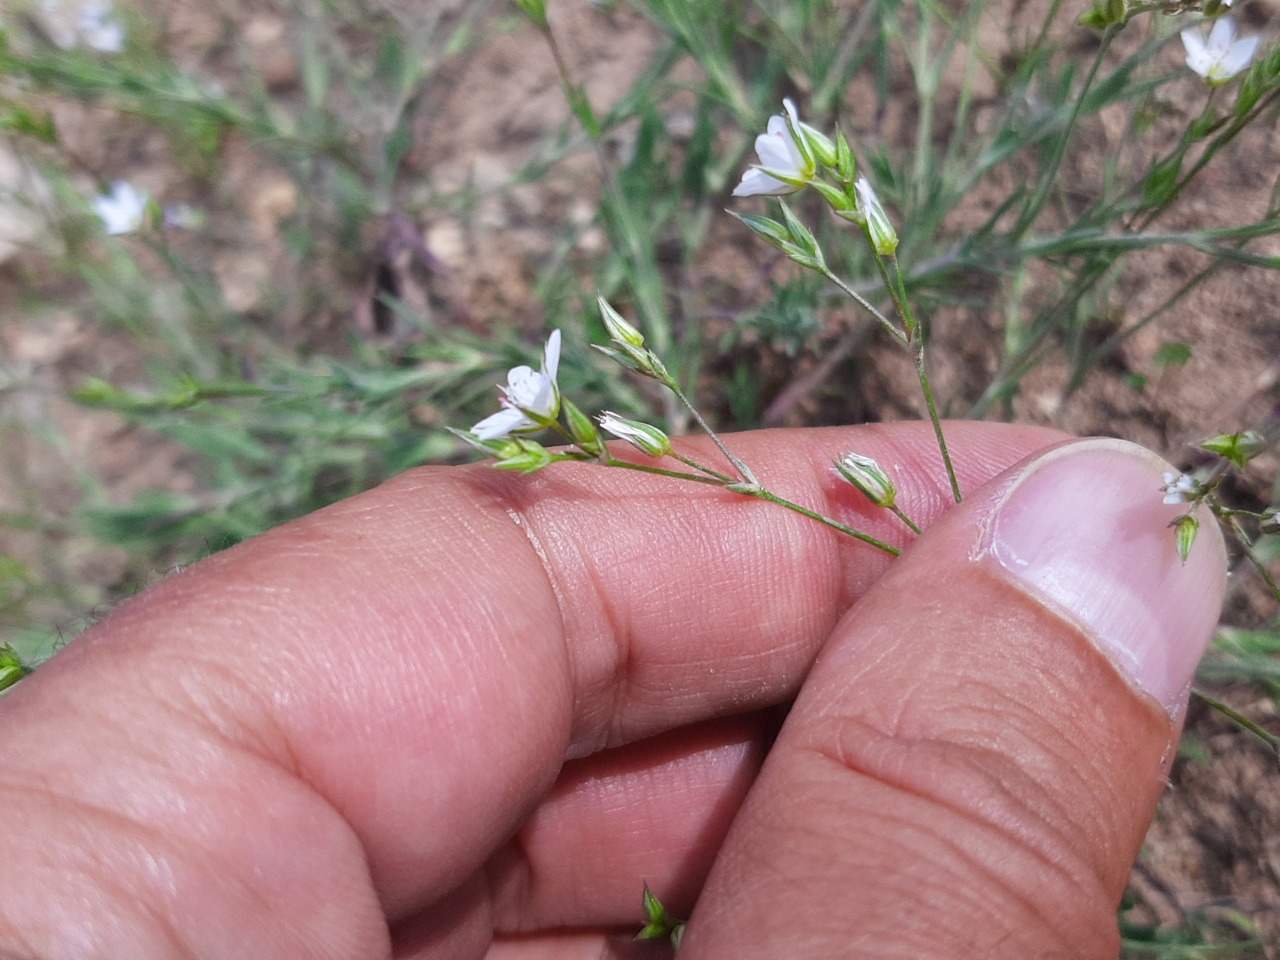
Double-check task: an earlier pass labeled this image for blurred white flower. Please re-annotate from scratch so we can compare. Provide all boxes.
[91,180,148,235]
[1160,471,1197,505]
[1181,17,1258,86]
[732,99,814,197]
[38,0,125,53]
[471,330,562,440]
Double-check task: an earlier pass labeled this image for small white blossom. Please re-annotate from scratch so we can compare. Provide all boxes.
[732,99,814,198]
[91,180,148,235]
[1160,471,1197,505]
[38,0,125,53]
[471,330,562,440]
[1181,18,1258,86]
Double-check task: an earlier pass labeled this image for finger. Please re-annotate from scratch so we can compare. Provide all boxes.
[679,438,1228,959]
[0,422,1063,958]
[485,713,777,930]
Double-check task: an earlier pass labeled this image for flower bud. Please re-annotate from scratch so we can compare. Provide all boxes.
[798,121,838,168]
[1198,430,1266,469]
[597,295,645,348]
[0,644,28,692]
[1259,507,1280,536]
[854,177,898,256]
[599,412,671,458]
[834,451,896,507]
[1171,513,1199,564]
[562,398,603,456]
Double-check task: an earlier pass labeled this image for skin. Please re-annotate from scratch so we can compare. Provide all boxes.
[0,422,1197,958]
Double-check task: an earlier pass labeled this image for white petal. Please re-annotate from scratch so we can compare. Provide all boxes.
[782,98,800,127]
[504,367,545,408]
[755,125,795,166]
[1181,27,1208,64]
[472,406,531,440]
[1207,17,1237,53]
[1222,36,1259,77]
[542,329,561,382]
[732,168,788,197]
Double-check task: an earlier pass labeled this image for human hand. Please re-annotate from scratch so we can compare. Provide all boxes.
[0,422,1225,959]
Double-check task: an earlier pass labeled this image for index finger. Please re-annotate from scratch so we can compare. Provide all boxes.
[0,421,1064,943]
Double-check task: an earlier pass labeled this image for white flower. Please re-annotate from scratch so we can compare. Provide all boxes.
[91,180,148,235]
[471,330,562,440]
[1160,471,1197,505]
[37,0,125,53]
[1181,18,1258,86]
[732,99,814,198]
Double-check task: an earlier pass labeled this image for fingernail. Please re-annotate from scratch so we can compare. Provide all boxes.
[979,438,1227,714]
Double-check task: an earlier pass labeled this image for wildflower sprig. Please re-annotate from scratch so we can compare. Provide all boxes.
[453,298,923,556]
[732,100,962,503]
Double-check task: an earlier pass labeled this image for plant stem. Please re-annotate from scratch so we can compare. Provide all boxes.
[1193,688,1280,755]
[877,253,963,503]
[664,380,760,486]
[822,267,907,346]
[889,504,922,535]
[740,487,901,555]
[596,454,898,555]
[671,452,735,483]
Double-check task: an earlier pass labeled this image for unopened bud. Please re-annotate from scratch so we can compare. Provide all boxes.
[854,177,898,256]
[599,412,671,458]
[1198,430,1266,469]
[597,295,645,348]
[1260,507,1280,536]
[834,451,896,507]
[1171,513,1199,564]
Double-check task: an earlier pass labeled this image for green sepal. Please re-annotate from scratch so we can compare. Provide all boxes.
[635,885,685,946]
[0,644,29,693]
[561,398,603,456]
[811,178,854,212]
[1171,514,1199,564]
[731,211,792,248]
[492,438,558,474]
[835,129,856,182]
[1198,430,1266,469]
[597,294,645,348]
[447,427,522,461]
[799,122,838,168]
[777,201,819,257]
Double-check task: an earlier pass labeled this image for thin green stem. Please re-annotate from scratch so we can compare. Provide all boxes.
[665,380,760,486]
[599,453,899,555]
[876,253,962,503]
[1012,25,1116,240]
[822,267,908,346]
[1192,688,1280,754]
[599,456,731,487]
[742,487,901,556]
[913,341,961,503]
[671,452,736,483]
[889,503,922,535]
